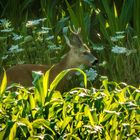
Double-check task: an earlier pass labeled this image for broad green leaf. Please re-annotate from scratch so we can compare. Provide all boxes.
[50,68,87,91]
[110,129,117,140]
[133,124,140,130]
[99,112,113,123]
[29,94,35,109]
[32,71,43,86]
[48,68,87,100]
[102,79,110,96]
[105,131,111,140]
[66,133,81,140]
[0,70,7,95]
[61,117,73,134]
[92,109,98,124]
[110,114,118,131]
[32,71,44,106]
[71,134,81,140]
[49,69,70,92]
[84,105,94,126]
[76,121,83,129]
[0,127,6,140]
[51,90,62,99]
[32,119,55,135]
[9,122,17,140]
[41,67,54,106]
[19,118,33,136]
[62,102,67,119]
[43,67,51,98]
[118,88,126,102]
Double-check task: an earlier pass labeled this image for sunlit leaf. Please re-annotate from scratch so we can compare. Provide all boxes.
[76,121,83,129]
[32,119,55,135]
[84,105,94,126]
[42,68,51,105]
[48,68,87,100]
[0,127,6,140]
[0,70,7,95]
[61,117,73,134]
[19,118,33,136]
[9,122,17,140]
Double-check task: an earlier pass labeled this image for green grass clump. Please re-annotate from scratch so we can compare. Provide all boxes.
[0,69,140,139]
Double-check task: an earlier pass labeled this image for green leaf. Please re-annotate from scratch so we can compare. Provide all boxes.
[43,67,51,98]
[49,69,69,92]
[48,68,87,100]
[110,114,118,131]
[105,130,111,140]
[102,79,110,96]
[19,118,33,136]
[0,70,7,95]
[84,105,94,126]
[51,68,87,91]
[71,134,81,140]
[29,93,36,118]
[61,117,73,134]
[65,0,79,27]
[92,109,98,124]
[32,119,55,135]
[9,122,17,140]
[41,67,52,105]
[100,111,114,123]
[76,121,83,129]
[117,88,126,102]
[0,127,6,140]
[66,133,81,140]
[62,102,67,119]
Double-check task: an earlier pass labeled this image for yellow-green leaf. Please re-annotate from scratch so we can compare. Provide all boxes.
[84,105,94,126]
[9,123,17,140]
[0,70,7,95]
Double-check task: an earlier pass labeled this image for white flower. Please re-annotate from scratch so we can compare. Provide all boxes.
[26,18,47,27]
[12,33,23,40]
[111,45,128,54]
[1,28,13,33]
[9,45,24,53]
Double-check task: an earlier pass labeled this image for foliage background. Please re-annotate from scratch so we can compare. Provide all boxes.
[0,1,140,139]
[0,0,140,86]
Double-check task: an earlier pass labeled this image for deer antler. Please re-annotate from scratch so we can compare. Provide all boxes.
[69,26,81,35]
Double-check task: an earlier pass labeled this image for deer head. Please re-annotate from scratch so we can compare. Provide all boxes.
[64,28,98,68]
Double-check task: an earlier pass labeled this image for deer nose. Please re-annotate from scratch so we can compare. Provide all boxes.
[92,58,98,65]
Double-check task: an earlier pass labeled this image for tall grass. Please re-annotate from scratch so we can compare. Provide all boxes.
[0,0,35,26]
[91,0,140,86]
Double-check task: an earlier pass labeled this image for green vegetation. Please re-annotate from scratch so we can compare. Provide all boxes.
[0,0,140,139]
[0,0,140,85]
[0,69,140,139]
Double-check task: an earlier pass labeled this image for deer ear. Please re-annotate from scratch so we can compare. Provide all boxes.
[64,33,82,49]
[68,27,82,48]
[70,33,82,47]
[64,27,82,48]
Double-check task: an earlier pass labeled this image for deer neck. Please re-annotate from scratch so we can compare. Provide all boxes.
[49,51,80,81]
[60,53,80,69]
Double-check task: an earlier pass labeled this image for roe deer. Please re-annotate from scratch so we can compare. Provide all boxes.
[0,30,98,90]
